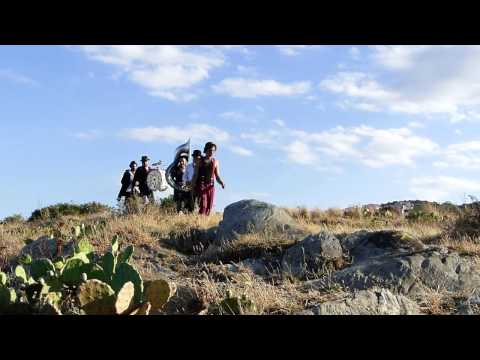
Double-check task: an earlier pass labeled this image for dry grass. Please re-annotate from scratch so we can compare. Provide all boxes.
[188,269,347,314]
[2,201,480,315]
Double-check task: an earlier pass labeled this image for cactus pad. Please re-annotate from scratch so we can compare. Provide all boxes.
[30,258,56,281]
[111,263,143,304]
[143,278,176,311]
[77,279,116,315]
[114,281,135,314]
[129,301,151,315]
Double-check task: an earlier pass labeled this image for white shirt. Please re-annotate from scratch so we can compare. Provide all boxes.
[184,163,195,183]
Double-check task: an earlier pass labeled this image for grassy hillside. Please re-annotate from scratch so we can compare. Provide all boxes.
[1,200,479,314]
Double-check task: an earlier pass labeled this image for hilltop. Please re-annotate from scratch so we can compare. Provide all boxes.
[1,198,480,315]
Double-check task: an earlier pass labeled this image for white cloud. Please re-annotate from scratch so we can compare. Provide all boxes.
[241,124,438,169]
[236,65,258,76]
[73,130,102,140]
[321,46,480,123]
[213,78,311,98]
[285,140,317,165]
[350,47,361,60]
[408,121,425,129]
[273,119,286,127]
[352,126,439,167]
[227,145,253,157]
[219,111,256,123]
[240,129,282,145]
[275,45,315,56]
[79,45,227,102]
[438,141,480,169]
[410,176,480,202]
[120,123,230,144]
[0,69,38,86]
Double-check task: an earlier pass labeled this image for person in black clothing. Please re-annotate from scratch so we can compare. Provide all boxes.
[117,161,137,201]
[132,155,154,203]
[171,156,189,213]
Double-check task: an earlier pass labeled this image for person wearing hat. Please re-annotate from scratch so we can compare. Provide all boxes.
[117,161,137,202]
[184,149,202,212]
[132,155,154,203]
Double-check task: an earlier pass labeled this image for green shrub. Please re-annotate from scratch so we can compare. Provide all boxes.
[1,214,25,224]
[29,202,111,222]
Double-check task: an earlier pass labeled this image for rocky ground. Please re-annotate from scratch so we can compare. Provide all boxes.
[2,199,480,315]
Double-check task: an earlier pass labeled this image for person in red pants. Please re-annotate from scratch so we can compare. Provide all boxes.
[192,142,225,216]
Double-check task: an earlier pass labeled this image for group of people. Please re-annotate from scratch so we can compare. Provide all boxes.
[117,142,225,216]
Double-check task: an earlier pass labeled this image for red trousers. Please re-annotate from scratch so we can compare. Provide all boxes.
[197,182,215,216]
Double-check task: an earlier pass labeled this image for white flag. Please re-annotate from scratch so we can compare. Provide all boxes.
[174,138,190,161]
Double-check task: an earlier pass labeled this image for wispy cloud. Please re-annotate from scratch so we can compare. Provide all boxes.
[72,130,103,140]
[435,141,480,170]
[228,145,253,157]
[410,176,480,202]
[78,45,228,102]
[275,45,317,56]
[120,123,252,158]
[241,124,439,169]
[321,46,480,123]
[219,111,256,123]
[0,69,38,86]
[213,78,311,98]
[120,123,230,144]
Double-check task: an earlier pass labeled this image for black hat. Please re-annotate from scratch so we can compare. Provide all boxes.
[129,161,137,167]
[141,155,150,162]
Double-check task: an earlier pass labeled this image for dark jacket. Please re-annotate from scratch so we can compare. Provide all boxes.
[118,170,135,199]
[132,166,152,196]
[171,166,186,201]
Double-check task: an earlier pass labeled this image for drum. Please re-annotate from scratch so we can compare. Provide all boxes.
[146,169,168,192]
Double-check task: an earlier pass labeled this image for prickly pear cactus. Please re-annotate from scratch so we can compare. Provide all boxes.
[77,279,116,315]
[0,272,7,286]
[75,238,94,255]
[14,266,27,283]
[118,245,134,264]
[30,258,56,281]
[101,252,116,282]
[61,257,88,286]
[0,285,17,311]
[143,278,176,312]
[111,235,119,255]
[18,253,32,265]
[129,301,151,315]
[83,263,106,283]
[111,263,143,304]
[114,281,135,315]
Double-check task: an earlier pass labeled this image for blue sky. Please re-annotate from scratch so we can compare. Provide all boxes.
[2,45,480,219]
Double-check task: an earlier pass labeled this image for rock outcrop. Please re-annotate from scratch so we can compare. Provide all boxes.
[303,288,421,315]
[19,236,75,261]
[281,232,344,278]
[215,200,306,246]
[303,230,480,297]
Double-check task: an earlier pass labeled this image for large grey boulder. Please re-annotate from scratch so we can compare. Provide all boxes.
[19,236,75,261]
[307,288,421,315]
[215,200,305,246]
[282,232,344,278]
[309,230,480,297]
